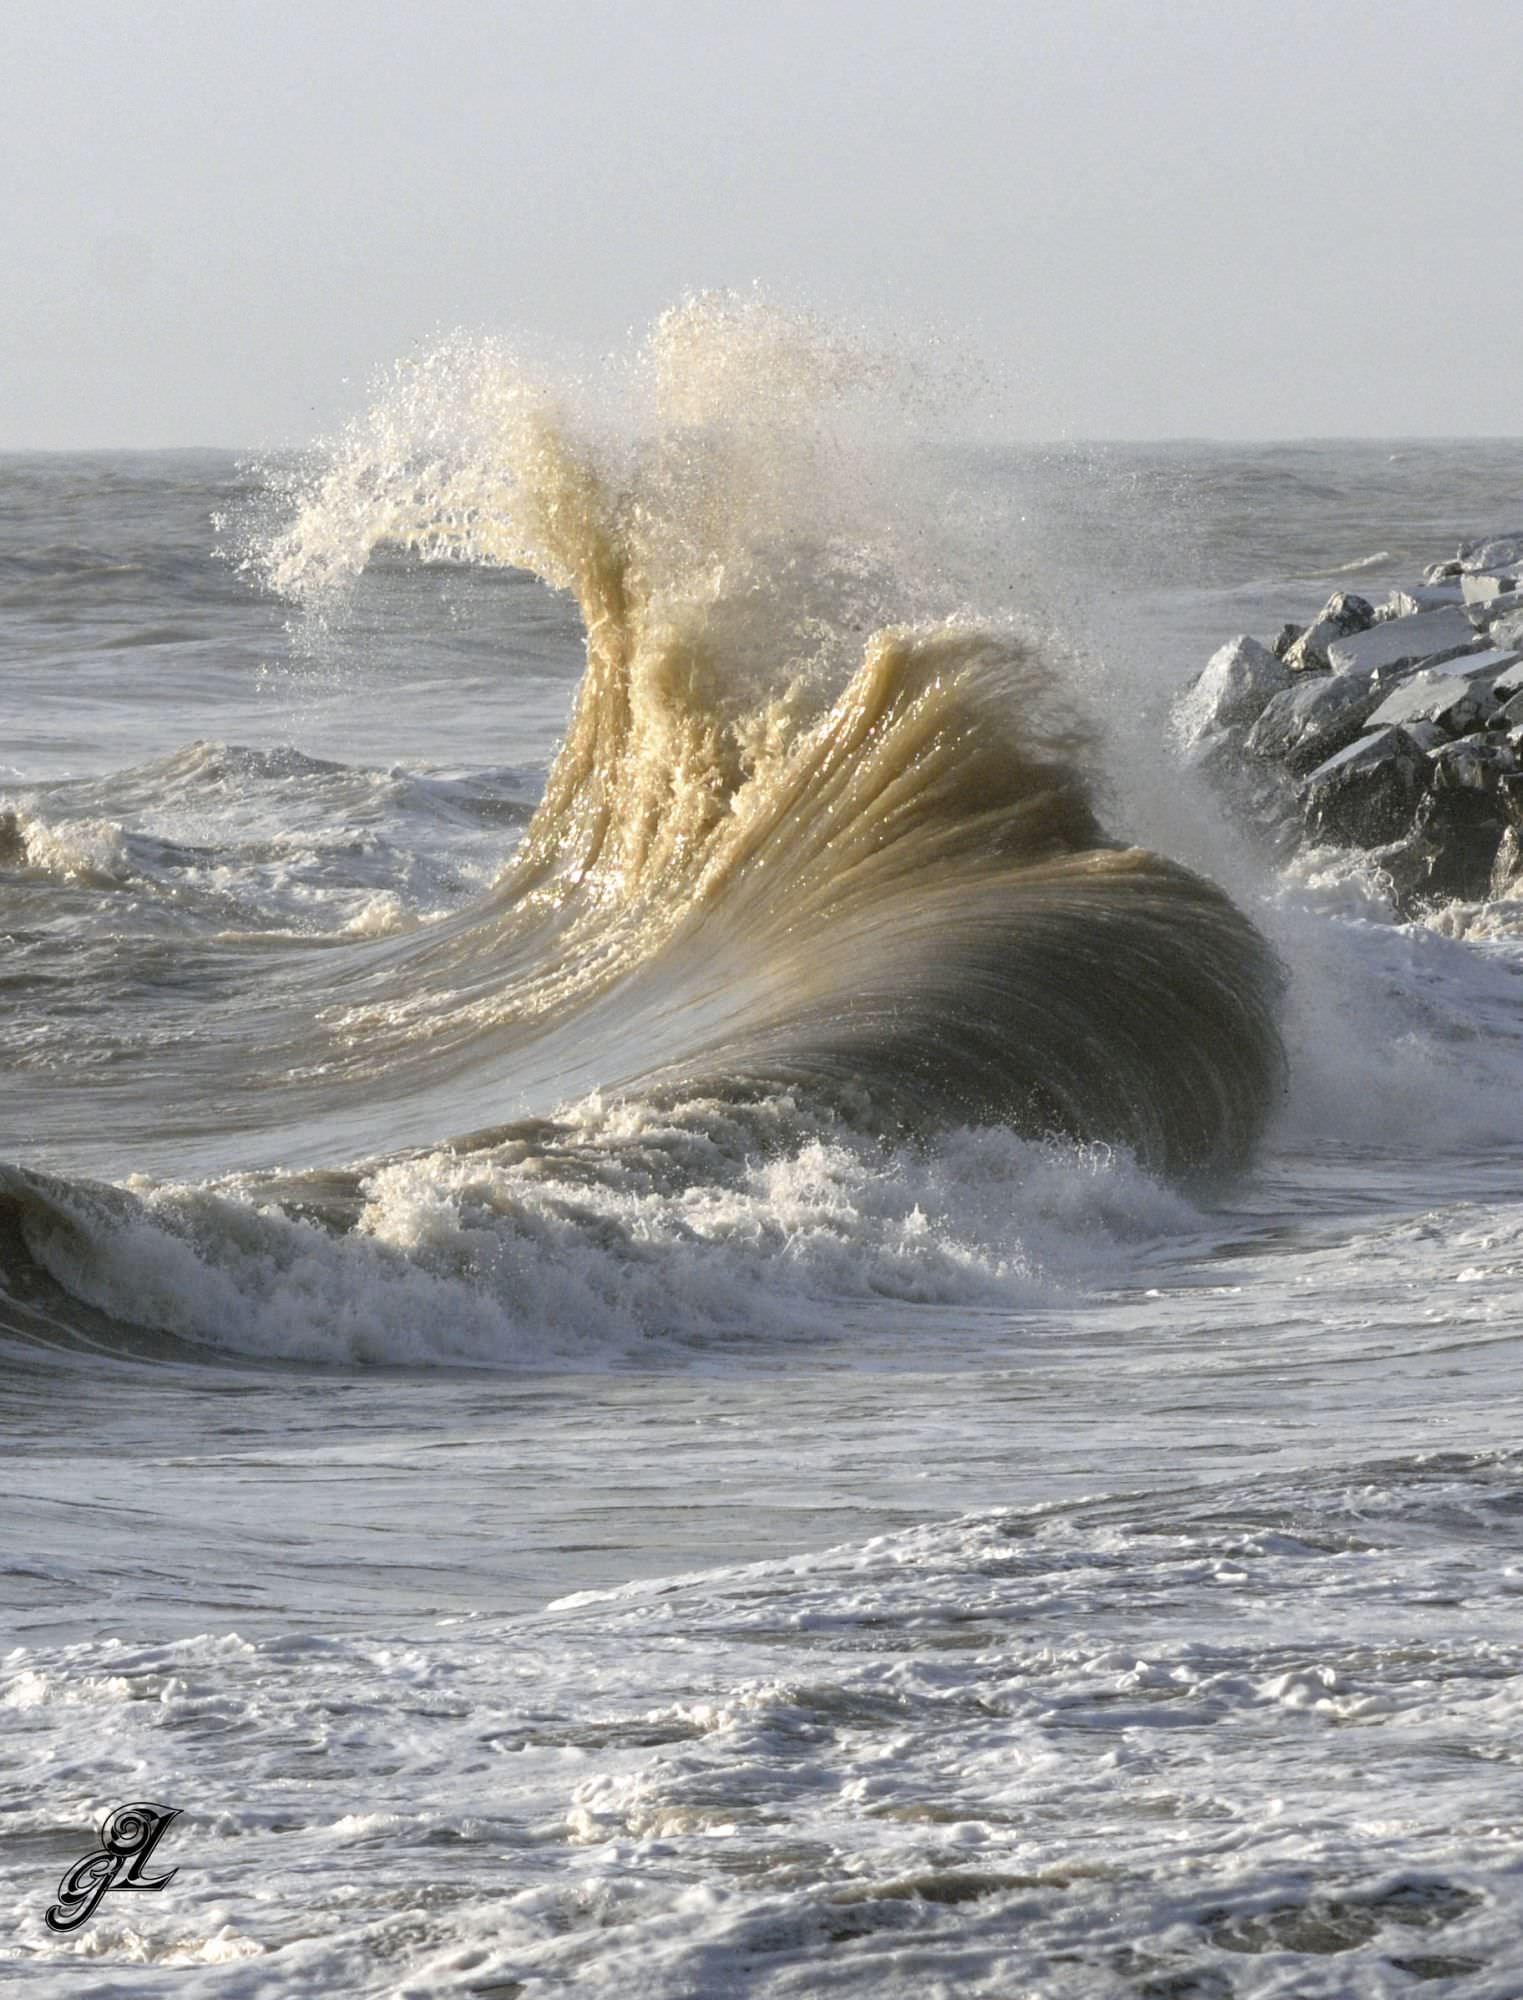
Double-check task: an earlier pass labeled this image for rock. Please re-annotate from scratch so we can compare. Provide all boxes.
[1283,591,1375,672]
[1492,657,1523,702]
[1462,571,1519,605]
[1324,603,1480,677]
[1491,823,1523,897]
[1363,652,1518,735]
[1468,589,1523,630]
[1184,536,1523,910]
[1271,621,1303,660]
[1174,635,1292,751]
[1245,668,1384,774]
[1405,719,1449,753]
[1405,784,1511,903]
[1459,533,1523,572]
[1382,582,1465,616]
[1300,727,1428,847]
[1429,732,1518,793]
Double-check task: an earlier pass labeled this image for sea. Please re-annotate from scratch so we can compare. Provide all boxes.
[4,303,1523,1997]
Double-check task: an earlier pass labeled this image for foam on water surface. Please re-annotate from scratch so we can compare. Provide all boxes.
[7,1459,1523,1996]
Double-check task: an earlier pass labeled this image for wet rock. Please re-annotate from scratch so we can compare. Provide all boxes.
[1429,731,1518,793]
[1370,831,1439,914]
[1283,591,1375,672]
[1246,669,1383,774]
[1324,603,1479,678]
[1363,653,1515,735]
[1186,530,1523,913]
[1491,822,1523,896]
[1407,783,1511,903]
[1300,726,1428,846]
[1174,635,1292,752]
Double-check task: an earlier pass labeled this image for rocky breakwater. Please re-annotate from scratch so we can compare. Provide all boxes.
[1176,532,1523,912]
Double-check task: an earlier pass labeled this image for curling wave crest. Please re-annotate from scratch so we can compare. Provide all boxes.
[2,296,1281,1358]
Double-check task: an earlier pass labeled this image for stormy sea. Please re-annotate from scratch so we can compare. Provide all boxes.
[5,300,1523,1996]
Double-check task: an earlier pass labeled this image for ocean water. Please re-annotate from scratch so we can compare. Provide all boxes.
[4,306,1523,1996]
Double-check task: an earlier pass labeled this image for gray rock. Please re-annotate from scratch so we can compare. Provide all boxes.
[1459,533,1523,572]
[1324,603,1481,677]
[1462,571,1519,605]
[1271,621,1303,660]
[1375,776,1521,911]
[1405,719,1449,754]
[1283,591,1375,672]
[1246,668,1384,774]
[1424,558,1464,583]
[1429,732,1518,793]
[1468,590,1523,630]
[1488,610,1523,653]
[1364,652,1519,735]
[1383,582,1465,616]
[1300,726,1428,847]
[1492,656,1523,702]
[1174,635,1292,751]
[1406,783,1512,903]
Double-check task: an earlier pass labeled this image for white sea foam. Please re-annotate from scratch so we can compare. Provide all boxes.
[7,1463,1523,1995]
[3,808,133,885]
[12,1112,1201,1367]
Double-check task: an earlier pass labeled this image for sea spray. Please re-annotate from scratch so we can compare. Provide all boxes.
[253,294,1284,1167]
[3,297,1283,1355]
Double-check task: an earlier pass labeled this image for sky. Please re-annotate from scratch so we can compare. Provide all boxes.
[3,0,1519,448]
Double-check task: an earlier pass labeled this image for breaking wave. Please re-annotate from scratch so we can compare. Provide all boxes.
[0,296,1282,1359]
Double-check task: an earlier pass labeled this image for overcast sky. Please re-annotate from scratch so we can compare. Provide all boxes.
[3,0,1519,448]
